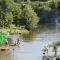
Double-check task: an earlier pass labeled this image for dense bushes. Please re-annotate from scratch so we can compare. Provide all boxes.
[21,4,39,29]
[0,0,21,27]
[0,0,60,30]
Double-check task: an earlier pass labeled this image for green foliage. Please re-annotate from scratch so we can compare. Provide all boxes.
[6,0,21,16]
[49,40,60,56]
[5,12,13,27]
[0,0,60,29]
[10,24,16,28]
[0,0,21,27]
[21,4,39,29]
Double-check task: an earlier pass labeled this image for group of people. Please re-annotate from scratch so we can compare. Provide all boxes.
[5,38,20,47]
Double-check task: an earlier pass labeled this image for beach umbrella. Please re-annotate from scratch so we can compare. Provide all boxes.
[0,32,9,43]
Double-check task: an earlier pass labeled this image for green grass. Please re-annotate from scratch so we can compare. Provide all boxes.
[0,28,29,34]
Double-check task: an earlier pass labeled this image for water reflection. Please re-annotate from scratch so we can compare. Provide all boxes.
[0,51,13,60]
[22,31,37,42]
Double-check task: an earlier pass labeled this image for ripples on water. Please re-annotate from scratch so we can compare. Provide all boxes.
[0,25,60,60]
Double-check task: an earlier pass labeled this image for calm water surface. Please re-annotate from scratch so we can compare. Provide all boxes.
[0,25,60,60]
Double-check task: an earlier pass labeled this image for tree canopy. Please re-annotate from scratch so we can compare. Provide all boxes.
[0,0,60,29]
[0,0,21,27]
[21,4,39,29]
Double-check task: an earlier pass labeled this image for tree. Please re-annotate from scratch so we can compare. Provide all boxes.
[49,41,60,56]
[5,12,13,27]
[6,0,21,16]
[0,0,21,27]
[21,4,39,29]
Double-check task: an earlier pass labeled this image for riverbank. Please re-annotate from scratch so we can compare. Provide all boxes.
[0,28,29,34]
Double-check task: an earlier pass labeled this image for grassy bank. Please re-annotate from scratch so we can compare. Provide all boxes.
[0,28,29,34]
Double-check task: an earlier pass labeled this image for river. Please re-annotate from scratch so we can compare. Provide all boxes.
[0,25,60,60]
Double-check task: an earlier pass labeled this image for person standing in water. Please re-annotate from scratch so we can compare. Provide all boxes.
[17,38,20,47]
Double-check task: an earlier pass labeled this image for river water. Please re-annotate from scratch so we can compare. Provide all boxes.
[0,25,60,60]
